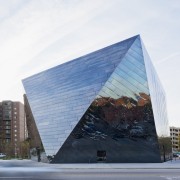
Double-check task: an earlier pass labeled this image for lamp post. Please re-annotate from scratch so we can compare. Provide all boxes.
[163,145,166,162]
[36,147,41,162]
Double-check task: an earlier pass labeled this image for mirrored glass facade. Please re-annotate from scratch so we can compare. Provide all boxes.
[23,35,171,163]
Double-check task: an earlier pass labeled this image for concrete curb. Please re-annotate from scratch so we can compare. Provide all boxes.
[37,162,180,169]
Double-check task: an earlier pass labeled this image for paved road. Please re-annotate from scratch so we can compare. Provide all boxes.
[1,168,180,180]
[0,160,180,180]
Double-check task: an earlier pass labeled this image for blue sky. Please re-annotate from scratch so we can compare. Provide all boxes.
[0,0,179,126]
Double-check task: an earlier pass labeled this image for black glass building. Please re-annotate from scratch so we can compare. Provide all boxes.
[22,35,171,163]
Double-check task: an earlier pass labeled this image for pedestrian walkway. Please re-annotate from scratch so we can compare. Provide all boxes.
[1,159,180,169]
[47,158,180,169]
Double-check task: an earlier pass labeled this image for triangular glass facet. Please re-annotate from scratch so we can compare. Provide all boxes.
[23,36,138,156]
[52,37,161,163]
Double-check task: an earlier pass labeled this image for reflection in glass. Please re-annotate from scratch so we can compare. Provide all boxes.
[23,35,171,163]
[52,37,170,163]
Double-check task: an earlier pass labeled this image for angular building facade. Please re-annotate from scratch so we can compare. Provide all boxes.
[22,35,171,163]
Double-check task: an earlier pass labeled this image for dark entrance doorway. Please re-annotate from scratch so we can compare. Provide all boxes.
[97,150,106,162]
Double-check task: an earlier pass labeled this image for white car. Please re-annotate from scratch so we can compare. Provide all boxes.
[0,153,6,158]
[173,153,180,158]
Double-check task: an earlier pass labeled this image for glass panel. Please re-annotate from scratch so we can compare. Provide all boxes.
[23,36,137,156]
[23,36,170,163]
[53,37,162,163]
[141,39,171,161]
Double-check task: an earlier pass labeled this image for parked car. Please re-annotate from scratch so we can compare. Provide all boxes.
[173,153,180,158]
[0,153,6,158]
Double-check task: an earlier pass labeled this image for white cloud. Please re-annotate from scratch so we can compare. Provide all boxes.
[0,0,112,101]
[0,0,180,127]
[155,52,180,65]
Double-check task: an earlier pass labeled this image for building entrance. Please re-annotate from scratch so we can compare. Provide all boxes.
[97,150,106,162]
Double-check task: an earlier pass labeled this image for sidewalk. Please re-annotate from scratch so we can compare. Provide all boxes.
[1,159,180,169]
[42,158,180,169]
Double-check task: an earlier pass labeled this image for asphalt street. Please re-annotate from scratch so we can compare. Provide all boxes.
[0,160,180,180]
[1,168,180,180]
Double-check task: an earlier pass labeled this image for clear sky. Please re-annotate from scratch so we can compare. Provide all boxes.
[0,0,179,127]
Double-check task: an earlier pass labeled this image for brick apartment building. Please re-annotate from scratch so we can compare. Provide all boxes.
[170,126,180,152]
[0,101,25,156]
[23,94,42,150]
